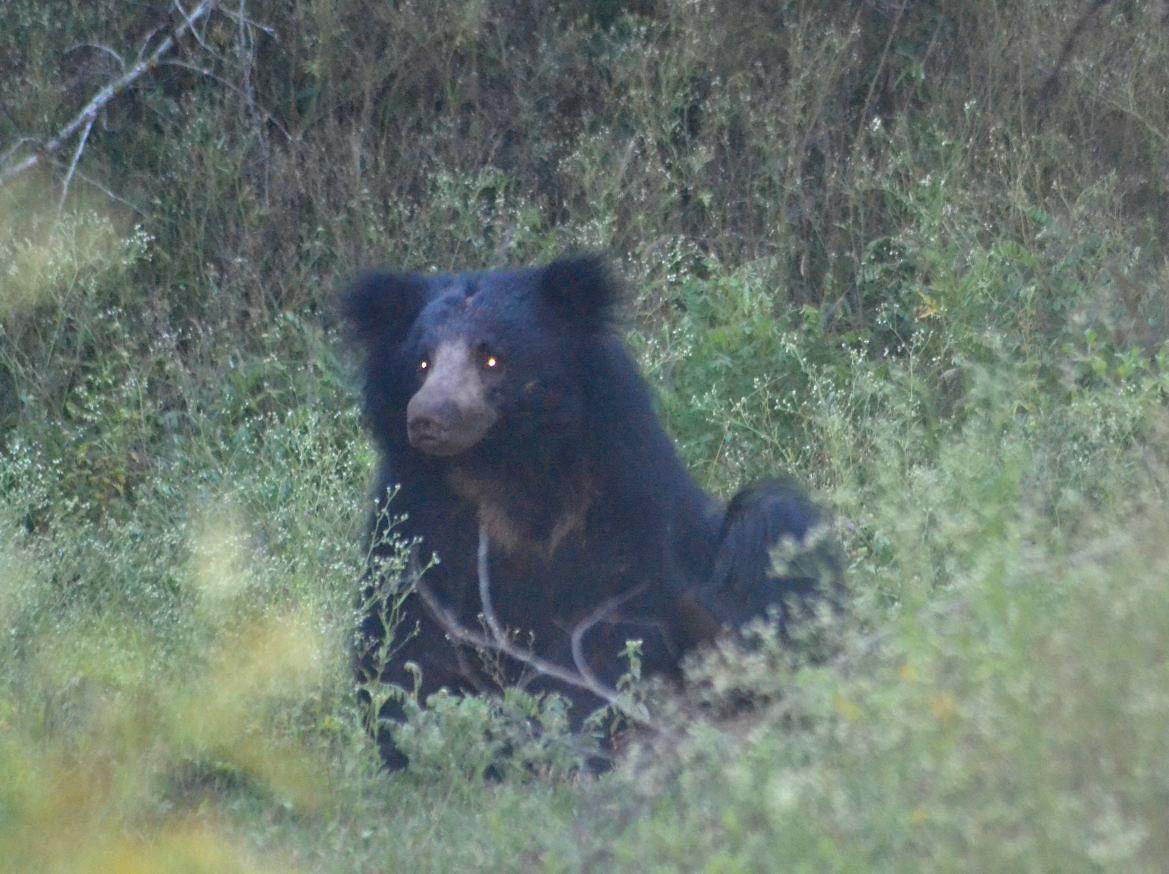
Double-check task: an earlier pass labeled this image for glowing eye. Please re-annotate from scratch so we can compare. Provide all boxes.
[419,359,429,371]
[485,355,498,368]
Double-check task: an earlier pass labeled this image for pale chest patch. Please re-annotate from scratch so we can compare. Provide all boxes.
[447,467,594,559]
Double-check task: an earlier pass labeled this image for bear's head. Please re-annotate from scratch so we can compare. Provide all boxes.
[342,255,619,458]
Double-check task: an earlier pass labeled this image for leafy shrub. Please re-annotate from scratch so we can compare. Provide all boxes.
[2,0,1169,869]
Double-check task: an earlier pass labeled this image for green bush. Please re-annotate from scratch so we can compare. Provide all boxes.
[1,0,1168,869]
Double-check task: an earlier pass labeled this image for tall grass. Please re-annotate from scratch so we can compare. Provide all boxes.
[1,0,1168,869]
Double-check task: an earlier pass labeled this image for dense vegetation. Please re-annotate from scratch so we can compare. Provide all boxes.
[2,1,1168,869]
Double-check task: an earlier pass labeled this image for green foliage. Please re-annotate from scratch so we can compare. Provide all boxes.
[393,687,589,783]
[2,0,1169,869]
[604,500,1169,871]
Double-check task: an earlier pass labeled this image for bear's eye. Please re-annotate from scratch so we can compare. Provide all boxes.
[475,342,499,370]
[418,358,429,372]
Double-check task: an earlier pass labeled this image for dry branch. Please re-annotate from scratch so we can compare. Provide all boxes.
[0,0,220,188]
[1034,0,1115,113]
[411,525,664,734]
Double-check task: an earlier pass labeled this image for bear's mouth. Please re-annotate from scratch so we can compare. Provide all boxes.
[407,423,479,457]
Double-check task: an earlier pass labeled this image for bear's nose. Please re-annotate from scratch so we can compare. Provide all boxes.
[406,399,459,442]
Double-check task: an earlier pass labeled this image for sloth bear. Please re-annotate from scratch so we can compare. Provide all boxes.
[342,255,839,768]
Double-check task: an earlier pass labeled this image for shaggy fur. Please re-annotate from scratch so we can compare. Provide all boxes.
[342,256,838,768]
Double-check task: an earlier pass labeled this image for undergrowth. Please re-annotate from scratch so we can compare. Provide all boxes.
[1,0,1168,870]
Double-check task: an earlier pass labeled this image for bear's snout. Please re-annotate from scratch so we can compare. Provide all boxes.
[406,399,457,447]
[405,341,498,456]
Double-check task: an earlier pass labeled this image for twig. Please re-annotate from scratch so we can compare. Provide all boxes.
[411,526,664,734]
[65,167,148,217]
[58,114,95,212]
[161,59,291,141]
[234,0,272,203]
[569,581,650,705]
[413,576,601,703]
[34,152,150,215]
[0,137,38,169]
[216,2,277,38]
[134,26,165,64]
[475,523,508,645]
[173,0,215,55]
[474,524,656,726]
[851,0,907,156]
[0,0,221,187]
[65,43,127,71]
[1033,0,1114,115]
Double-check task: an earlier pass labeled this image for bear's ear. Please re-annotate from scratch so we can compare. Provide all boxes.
[340,270,430,349]
[538,254,620,330]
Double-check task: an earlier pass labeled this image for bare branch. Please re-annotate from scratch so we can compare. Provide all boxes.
[63,167,148,217]
[58,115,95,212]
[0,137,38,169]
[173,0,215,56]
[65,43,127,72]
[569,580,650,703]
[133,26,165,64]
[475,522,508,645]
[0,153,42,187]
[0,0,221,187]
[411,527,665,734]
[413,575,601,704]
[1034,0,1115,115]
[217,2,277,38]
[161,59,291,142]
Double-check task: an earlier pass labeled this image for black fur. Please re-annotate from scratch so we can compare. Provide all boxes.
[342,256,839,768]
